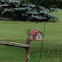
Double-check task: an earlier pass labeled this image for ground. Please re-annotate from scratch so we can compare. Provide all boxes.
[0,10,62,62]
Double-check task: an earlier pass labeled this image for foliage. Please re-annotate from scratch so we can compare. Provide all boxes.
[0,0,58,22]
[26,0,62,8]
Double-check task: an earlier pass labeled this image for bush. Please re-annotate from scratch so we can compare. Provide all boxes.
[0,0,58,22]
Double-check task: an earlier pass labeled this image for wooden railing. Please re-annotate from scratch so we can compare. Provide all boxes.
[0,38,31,62]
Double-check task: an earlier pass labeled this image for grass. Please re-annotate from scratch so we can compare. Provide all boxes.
[0,10,62,62]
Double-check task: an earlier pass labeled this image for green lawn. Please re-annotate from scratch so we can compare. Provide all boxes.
[0,10,62,62]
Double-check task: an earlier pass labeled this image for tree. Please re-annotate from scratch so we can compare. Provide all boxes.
[26,0,62,8]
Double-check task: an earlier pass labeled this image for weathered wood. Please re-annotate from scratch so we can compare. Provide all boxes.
[0,29,31,62]
[25,38,31,62]
[30,38,41,41]
[25,29,31,62]
[0,41,30,48]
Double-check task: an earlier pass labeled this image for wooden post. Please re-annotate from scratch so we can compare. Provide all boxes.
[0,29,31,62]
[25,38,31,62]
[25,29,31,62]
